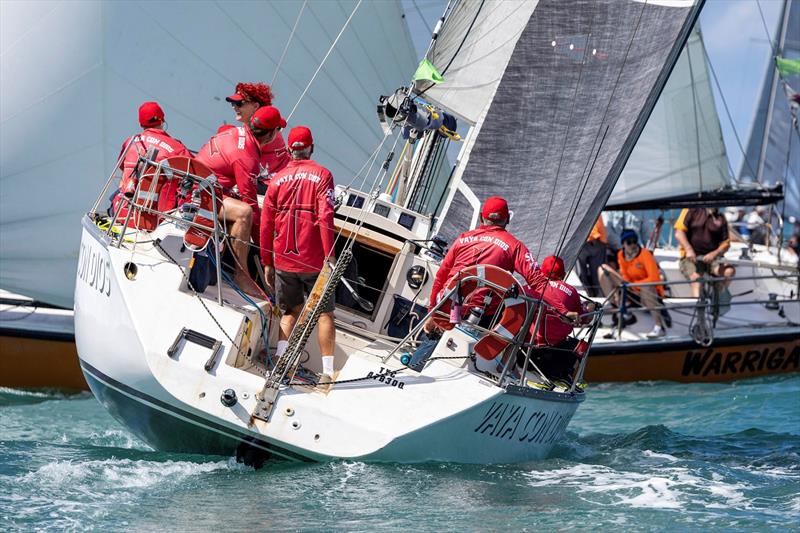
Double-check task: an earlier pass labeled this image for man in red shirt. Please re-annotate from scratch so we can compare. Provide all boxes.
[195,106,286,295]
[260,126,337,379]
[112,101,191,215]
[225,82,290,182]
[424,196,546,333]
[528,255,594,381]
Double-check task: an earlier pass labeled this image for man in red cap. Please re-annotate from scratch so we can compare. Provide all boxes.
[195,105,286,295]
[424,196,548,333]
[112,101,191,215]
[260,125,337,380]
[226,82,290,181]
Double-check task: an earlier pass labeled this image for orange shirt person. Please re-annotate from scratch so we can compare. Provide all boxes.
[599,229,667,338]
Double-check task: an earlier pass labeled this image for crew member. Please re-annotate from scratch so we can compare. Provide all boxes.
[195,106,286,295]
[528,256,595,381]
[674,207,736,298]
[599,229,667,338]
[225,82,290,181]
[424,196,546,333]
[576,216,607,296]
[260,126,337,380]
[112,101,191,215]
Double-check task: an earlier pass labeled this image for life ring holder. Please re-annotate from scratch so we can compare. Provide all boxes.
[432,265,530,360]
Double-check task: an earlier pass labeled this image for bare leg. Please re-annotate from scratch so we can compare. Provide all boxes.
[598,265,621,307]
[639,286,664,327]
[317,311,336,356]
[688,272,701,298]
[279,304,302,341]
[221,197,259,296]
[715,264,736,290]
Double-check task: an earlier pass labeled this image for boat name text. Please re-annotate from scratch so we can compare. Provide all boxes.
[682,345,799,377]
[473,401,569,444]
[77,242,111,297]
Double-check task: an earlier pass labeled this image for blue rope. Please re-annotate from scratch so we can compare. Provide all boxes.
[206,251,273,367]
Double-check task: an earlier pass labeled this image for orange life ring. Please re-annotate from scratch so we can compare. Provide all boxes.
[128,159,169,231]
[432,264,530,360]
[172,158,222,252]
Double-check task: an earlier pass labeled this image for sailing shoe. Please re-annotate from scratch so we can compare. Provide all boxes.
[646,324,666,338]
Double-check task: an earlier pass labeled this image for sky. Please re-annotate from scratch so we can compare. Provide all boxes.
[400,0,785,178]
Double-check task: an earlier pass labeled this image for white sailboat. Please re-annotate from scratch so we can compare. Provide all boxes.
[74,0,702,463]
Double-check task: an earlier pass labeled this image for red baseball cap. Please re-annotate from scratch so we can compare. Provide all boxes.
[138,101,164,127]
[288,126,313,151]
[541,255,565,280]
[481,196,509,221]
[250,106,286,131]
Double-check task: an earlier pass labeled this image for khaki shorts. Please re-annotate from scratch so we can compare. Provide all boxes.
[679,256,721,279]
[276,270,335,314]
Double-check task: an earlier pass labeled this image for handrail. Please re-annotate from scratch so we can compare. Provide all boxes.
[99,153,227,307]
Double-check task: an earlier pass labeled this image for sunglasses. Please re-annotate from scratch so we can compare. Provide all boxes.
[623,239,637,245]
[230,100,253,108]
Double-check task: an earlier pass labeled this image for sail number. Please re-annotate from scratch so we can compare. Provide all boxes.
[366,367,405,389]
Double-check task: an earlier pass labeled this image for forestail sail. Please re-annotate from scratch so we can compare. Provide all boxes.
[0,0,417,307]
[607,26,732,211]
[426,0,703,267]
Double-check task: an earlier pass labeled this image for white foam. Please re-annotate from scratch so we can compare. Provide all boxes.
[23,458,234,489]
[523,462,753,511]
[642,450,679,462]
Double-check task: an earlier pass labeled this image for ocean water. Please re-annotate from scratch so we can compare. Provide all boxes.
[1,376,798,532]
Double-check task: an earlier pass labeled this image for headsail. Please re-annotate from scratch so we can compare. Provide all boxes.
[431,0,703,266]
[739,0,800,219]
[606,27,733,211]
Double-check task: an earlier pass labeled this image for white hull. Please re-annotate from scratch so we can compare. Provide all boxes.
[75,218,581,463]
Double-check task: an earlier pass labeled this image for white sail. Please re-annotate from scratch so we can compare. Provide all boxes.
[739,0,799,219]
[607,27,731,209]
[417,0,538,125]
[0,0,417,307]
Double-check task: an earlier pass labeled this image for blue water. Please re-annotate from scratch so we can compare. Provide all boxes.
[1,376,798,531]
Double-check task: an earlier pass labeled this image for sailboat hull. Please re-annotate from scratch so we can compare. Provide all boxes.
[74,217,582,464]
[586,333,799,383]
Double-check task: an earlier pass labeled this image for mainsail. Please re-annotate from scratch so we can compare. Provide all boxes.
[607,26,731,210]
[739,0,800,219]
[429,0,703,266]
[0,0,417,307]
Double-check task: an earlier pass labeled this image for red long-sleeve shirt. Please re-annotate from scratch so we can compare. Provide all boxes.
[535,279,586,346]
[429,225,546,310]
[259,131,290,179]
[116,128,191,213]
[260,159,336,273]
[195,126,261,236]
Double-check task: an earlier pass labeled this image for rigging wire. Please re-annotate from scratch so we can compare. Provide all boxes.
[286,0,363,122]
[755,0,777,57]
[270,0,308,86]
[700,43,760,182]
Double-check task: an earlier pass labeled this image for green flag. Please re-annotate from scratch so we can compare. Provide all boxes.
[776,56,800,77]
[413,59,444,84]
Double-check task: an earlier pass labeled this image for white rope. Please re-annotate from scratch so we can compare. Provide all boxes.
[286,0,363,122]
[270,0,308,86]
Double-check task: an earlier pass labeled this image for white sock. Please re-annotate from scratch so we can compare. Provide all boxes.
[322,355,334,376]
[274,340,289,358]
